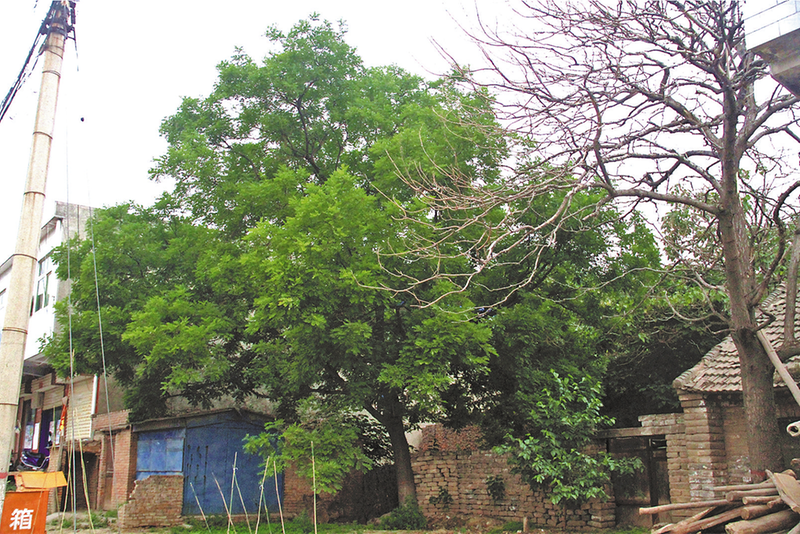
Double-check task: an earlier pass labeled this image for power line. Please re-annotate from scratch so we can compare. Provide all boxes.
[0,2,76,125]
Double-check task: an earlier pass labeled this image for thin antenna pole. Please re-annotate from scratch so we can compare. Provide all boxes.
[0,1,73,516]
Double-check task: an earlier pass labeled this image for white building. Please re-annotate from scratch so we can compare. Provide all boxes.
[743,0,800,96]
[0,201,99,471]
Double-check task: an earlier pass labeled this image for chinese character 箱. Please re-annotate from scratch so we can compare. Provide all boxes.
[9,508,34,531]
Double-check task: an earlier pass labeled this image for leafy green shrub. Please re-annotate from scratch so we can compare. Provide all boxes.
[293,511,315,534]
[486,475,505,502]
[428,486,453,509]
[499,371,642,504]
[378,497,427,530]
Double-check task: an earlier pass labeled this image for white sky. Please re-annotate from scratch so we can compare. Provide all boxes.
[0,0,509,257]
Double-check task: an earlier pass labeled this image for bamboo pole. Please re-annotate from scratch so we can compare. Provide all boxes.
[0,1,71,517]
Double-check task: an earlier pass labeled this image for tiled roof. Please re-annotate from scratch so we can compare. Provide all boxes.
[673,285,798,393]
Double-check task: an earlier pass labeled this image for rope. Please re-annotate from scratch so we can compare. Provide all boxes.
[56,12,117,529]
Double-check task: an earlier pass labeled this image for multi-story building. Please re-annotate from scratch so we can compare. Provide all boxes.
[743,0,800,96]
[0,201,102,507]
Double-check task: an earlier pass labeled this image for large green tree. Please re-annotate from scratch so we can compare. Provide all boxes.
[46,17,503,505]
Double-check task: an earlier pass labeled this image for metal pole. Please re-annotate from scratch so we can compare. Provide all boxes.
[0,1,72,515]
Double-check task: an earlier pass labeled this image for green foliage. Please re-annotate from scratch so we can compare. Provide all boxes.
[179,515,366,534]
[244,410,373,495]
[485,475,505,502]
[428,486,453,508]
[294,511,314,534]
[601,281,727,425]
[486,521,524,534]
[43,13,671,506]
[378,497,427,530]
[499,371,641,504]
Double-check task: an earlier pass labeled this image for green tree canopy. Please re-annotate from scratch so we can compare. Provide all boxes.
[45,16,504,505]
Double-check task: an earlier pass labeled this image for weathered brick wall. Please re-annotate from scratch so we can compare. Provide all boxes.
[93,409,129,433]
[723,403,750,485]
[95,424,137,511]
[282,464,308,519]
[118,475,184,528]
[678,392,727,503]
[283,464,398,523]
[412,441,614,530]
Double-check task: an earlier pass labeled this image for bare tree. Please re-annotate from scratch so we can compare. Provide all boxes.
[395,0,800,476]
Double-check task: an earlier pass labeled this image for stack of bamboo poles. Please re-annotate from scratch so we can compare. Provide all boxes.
[640,470,800,534]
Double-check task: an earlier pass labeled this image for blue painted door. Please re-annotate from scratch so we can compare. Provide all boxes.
[182,422,282,516]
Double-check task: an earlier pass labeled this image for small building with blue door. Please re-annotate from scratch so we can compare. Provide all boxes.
[132,408,281,516]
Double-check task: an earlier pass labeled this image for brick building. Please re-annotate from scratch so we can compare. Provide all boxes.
[667,285,800,515]
[94,408,281,529]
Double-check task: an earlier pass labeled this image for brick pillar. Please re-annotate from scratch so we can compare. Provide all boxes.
[111,428,137,507]
[679,392,727,501]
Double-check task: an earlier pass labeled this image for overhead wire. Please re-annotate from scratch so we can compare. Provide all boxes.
[0,2,74,125]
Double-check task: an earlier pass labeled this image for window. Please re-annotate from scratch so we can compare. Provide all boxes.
[136,428,185,479]
[31,256,53,314]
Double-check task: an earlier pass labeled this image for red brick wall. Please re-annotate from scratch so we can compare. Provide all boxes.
[93,410,129,432]
[95,417,137,511]
[412,449,613,529]
[411,426,614,530]
[281,464,307,519]
[117,475,184,528]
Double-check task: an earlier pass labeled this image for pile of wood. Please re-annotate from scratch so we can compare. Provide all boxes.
[640,470,800,534]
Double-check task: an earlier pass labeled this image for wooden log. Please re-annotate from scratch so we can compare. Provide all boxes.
[742,496,783,505]
[669,507,744,534]
[769,497,786,508]
[641,499,730,515]
[727,488,781,502]
[716,481,777,492]
[740,503,787,520]
[652,506,724,534]
[725,509,799,534]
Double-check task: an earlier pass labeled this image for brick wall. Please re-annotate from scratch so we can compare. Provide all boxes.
[283,464,397,523]
[679,392,727,503]
[411,427,614,530]
[723,404,751,485]
[117,475,184,528]
[282,464,308,519]
[93,409,129,433]
[95,417,137,511]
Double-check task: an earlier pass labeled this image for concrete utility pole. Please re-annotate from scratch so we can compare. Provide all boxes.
[0,1,74,515]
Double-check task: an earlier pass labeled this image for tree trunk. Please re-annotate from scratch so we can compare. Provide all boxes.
[718,161,784,476]
[734,329,784,476]
[385,413,417,506]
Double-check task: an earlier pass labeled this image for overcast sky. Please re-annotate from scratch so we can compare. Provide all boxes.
[0,1,509,257]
